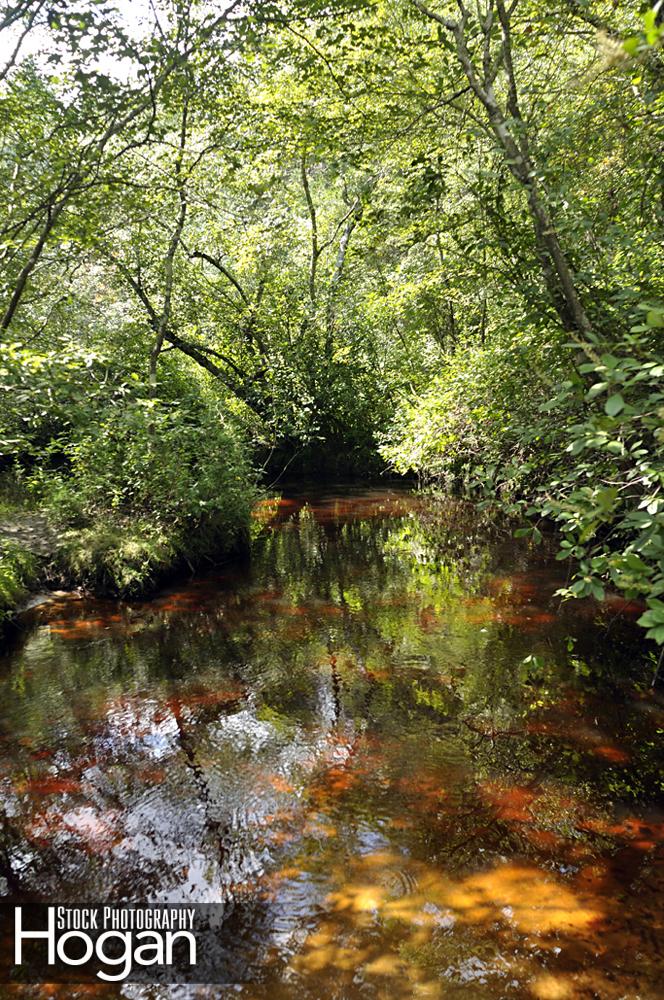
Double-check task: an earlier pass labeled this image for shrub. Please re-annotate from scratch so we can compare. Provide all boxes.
[383,307,664,644]
[30,395,257,594]
[382,327,570,498]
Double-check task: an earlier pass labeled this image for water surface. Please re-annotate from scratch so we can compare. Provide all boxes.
[0,489,662,998]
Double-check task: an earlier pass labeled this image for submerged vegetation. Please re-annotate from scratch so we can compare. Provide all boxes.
[0,1,662,641]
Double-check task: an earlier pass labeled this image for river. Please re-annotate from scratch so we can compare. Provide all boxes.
[0,488,662,997]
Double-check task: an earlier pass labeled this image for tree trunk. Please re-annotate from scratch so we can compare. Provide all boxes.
[0,197,66,334]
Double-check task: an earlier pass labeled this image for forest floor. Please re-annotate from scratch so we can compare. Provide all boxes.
[0,512,56,557]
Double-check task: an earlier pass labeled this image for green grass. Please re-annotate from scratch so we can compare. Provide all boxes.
[0,540,39,624]
[0,462,254,606]
[51,513,250,596]
[53,520,180,595]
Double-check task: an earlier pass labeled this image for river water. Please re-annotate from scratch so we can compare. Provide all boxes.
[0,488,662,998]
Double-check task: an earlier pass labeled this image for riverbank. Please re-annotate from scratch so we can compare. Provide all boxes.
[0,496,254,633]
[0,538,40,628]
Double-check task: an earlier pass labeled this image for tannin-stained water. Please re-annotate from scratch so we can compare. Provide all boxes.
[0,488,662,998]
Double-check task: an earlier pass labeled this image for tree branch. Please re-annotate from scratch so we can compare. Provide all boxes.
[190,250,250,306]
[301,153,319,306]
[410,0,457,30]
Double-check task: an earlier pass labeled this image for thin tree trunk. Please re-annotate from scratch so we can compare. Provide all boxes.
[0,196,66,333]
[149,92,189,391]
[301,154,320,308]
[325,200,362,356]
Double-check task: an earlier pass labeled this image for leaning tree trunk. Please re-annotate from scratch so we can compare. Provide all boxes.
[411,0,594,348]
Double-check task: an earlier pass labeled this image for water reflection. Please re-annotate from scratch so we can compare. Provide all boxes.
[0,488,661,998]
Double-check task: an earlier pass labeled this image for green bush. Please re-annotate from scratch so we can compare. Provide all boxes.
[534,306,664,644]
[382,326,570,498]
[1,337,258,596]
[383,307,664,644]
[12,386,256,593]
[28,394,257,594]
[0,339,115,462]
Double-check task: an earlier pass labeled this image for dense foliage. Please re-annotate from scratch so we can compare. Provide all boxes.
[0,0,662,639]
[1,339,255,591]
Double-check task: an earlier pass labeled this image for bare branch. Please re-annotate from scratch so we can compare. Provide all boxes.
[0,0,44,82]
[190,250,250,306]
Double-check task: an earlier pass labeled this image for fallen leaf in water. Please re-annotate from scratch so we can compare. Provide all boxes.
[317,604,344,617]
[479,780,537,823]
[447,863,603,933]
[600,594,646,616]
[137,766,166,784]
[164,685,245,717]
[252,589,282,602]
[302,820,337,840]
[266,774,295,794]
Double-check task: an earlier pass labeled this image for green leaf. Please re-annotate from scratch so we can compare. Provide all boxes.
[638,610,664,628]
[646,625,664,645]
[605,394,625,416]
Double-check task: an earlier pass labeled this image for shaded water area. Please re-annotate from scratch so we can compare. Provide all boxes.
[0,488,662,998]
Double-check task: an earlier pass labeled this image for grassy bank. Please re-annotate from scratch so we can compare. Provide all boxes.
[0,540,39,628]
[50,508,254,597]
[0,495,256,625]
